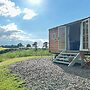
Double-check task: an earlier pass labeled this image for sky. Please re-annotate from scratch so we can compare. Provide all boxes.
[0,0,90,47]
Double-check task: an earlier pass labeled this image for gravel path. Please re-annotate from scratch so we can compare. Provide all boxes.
[9,58,90,90]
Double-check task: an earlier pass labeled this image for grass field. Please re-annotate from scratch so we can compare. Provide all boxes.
[0,47,8,51]
[0,49,52,90]
[0,49,51,62]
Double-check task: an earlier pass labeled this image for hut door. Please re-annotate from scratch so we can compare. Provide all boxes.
[80,19,89,50]
[83,21,88,49]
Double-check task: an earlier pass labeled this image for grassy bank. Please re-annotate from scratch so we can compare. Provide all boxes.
[0,49,51,62]
[0,66,28,90]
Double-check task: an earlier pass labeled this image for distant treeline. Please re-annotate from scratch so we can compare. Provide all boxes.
[1,42,48,49]
[1,45,19,48]
[0,42,49,54]
[0,48,17,54]
[1,43,24,48]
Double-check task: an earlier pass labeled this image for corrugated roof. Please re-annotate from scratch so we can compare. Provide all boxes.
[49,16,90,30]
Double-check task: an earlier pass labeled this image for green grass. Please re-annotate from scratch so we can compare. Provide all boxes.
[0,49,51,62]
[0,47,8,51]
[0,56,51,90]
[0,67,28,90]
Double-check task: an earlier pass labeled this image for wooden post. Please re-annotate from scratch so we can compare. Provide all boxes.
[80,51,86,60]
[80,51,86,66]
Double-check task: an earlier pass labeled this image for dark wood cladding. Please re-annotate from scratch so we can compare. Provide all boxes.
[68,21,81,50]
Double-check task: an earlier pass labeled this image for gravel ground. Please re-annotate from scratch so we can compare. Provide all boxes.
[9,58,90,90]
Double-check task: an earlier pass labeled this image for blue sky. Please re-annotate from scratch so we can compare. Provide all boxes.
[0,0,90,46]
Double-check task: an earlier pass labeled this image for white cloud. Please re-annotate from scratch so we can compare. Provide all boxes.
[1,23,18,31]
[0,0,38,20]
[0,23,32,41]
[0,0,21,17]
[0,23,48,47]
[23,8,37,20]
[28,0,42,5]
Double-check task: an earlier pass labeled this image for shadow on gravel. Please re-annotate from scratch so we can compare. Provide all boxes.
[53,63,90,79]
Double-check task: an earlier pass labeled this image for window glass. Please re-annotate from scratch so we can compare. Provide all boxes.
[52,33,56,40]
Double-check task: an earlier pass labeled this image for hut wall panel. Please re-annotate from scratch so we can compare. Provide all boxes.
[49,27,59,53]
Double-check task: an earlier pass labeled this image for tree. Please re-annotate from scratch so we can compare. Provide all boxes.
[32,42,37,51]
[42,42,48,49]
[26,44,31,48]
[17,43,23,48]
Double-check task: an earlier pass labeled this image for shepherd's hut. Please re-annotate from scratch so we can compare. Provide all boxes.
[49,17,90,66]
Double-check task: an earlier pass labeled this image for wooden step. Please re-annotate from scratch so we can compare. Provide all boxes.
[53,60,70,64]
[53,50,80,66]
[61,53,78,55]
[65,50,79,53]
[57,55,74,58]
[56,58,69,61]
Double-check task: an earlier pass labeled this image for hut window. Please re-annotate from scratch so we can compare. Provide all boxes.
[52,33,56,40]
